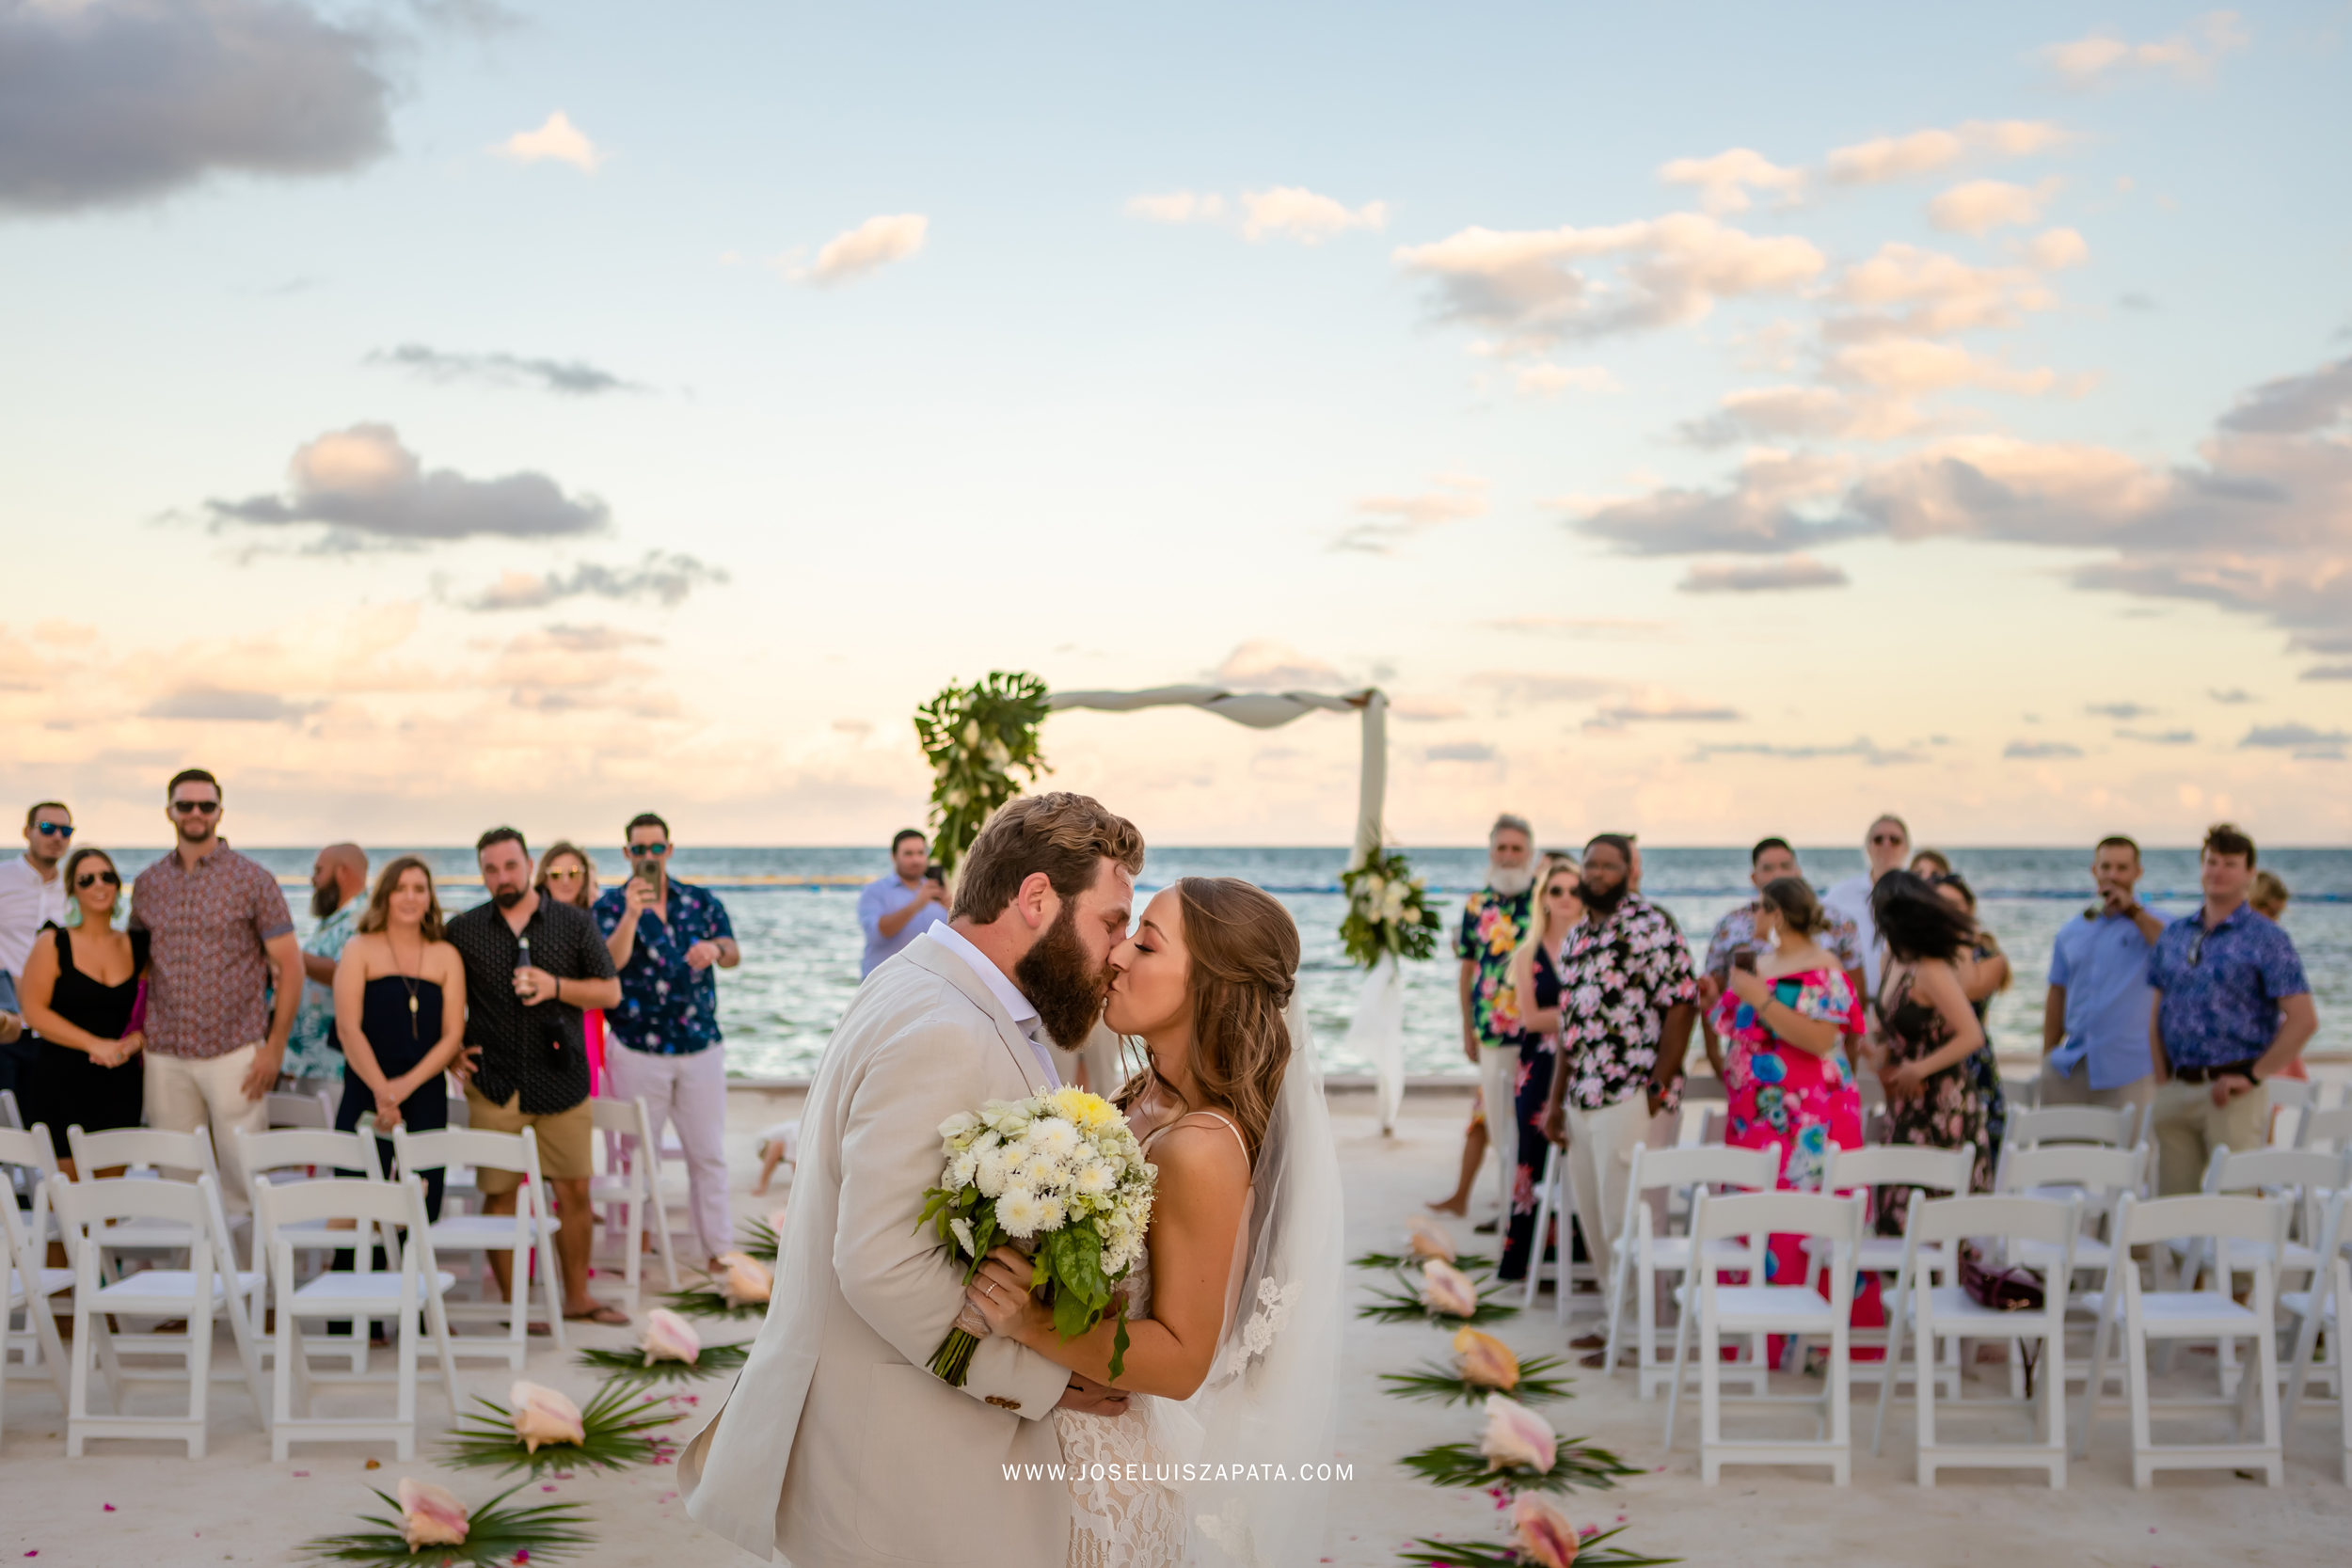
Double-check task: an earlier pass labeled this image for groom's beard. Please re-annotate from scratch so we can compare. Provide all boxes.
[1015,903,1113,1050]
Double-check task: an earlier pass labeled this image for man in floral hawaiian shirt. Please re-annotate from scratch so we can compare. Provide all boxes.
[1542,832,1697,1347]
[1454,814,1536,1228]
[596,812,741,1267]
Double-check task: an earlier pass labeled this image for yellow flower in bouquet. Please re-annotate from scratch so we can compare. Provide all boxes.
[919,1089,1157,1385]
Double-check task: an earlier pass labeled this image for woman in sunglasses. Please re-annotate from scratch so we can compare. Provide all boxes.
[533,842,606,1096]
[17,847,149,1177]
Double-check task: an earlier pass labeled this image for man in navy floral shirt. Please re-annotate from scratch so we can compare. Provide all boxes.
[2146,822,2316,1194]
[1541,832,1697,1347]
[596,812,741,1266]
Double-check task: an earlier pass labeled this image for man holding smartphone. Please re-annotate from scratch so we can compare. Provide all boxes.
[2039,834,2167,1117]
[596,813,740,1270]
[858,827,948,977]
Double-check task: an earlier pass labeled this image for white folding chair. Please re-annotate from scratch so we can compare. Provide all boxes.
[2297,1103,2352,1155]
[1994,1144,2145,1354]
[2185,1145,2343,1396]
[1664,1188,1865,1484]
[4,1147,76,1430]
[264,1089,337,1131]
[55,1173,268,1457]
[593,1094,679,1304]
[1872,1195,2078,1486]
[2005,1103,2140,1152]
[1808,1142,1975,1387]
[2279,1183,2351,1481]
[255,1174,460,1459]
[1602,1142,1780,1400]
[0,1087,20,1129]
[392,1125,565,1362]
[65,1125,250,1257]
[238,1128,389,1373]
[1516,1140,1600,1320]
[2079,1194,2287,1487]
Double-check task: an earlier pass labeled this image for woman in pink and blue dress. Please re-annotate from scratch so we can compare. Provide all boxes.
[1710,876,1881,1329]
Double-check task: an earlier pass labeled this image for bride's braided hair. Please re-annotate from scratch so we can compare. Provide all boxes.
[1115,877,1298,1163]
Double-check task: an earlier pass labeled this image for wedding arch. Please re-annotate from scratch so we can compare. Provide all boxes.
[915,673,1428,1132]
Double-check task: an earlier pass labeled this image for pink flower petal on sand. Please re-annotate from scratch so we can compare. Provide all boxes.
[103,1505,115,1512]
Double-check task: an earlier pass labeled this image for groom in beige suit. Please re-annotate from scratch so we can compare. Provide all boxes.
[682,794,1148,1565]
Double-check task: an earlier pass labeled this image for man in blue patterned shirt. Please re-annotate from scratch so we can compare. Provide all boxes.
[2146,823,2317,1195]
[596,812,741,1266]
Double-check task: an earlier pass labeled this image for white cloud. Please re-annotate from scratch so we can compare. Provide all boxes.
[2026,227,2090,270]
[1212,641,1343,689]
[1515,363,1619,398]
[1574,448,1865,556]
[2041,11,2249,86]
[1824,119,2067,185]
[1584,691,1742,730]
[790,214,929,287]
[1395,214,1823,348]
[1389,694,1468,722]
[1467,672,1623,707]
[1827,338,2058,396]
[1127,186,1386,244]
[1928,177,2058,235]
[457,552,728,610]
[1426,741,1496,763]
[205,423,608,547]
[1237,186,1387,244]
[1829,242,2058,339]
[1127,190,1225,224]
[1334,475,1489,554]
[1657,148,1804,214]
[1677,554,1850,593]
[493,111,602,172]
[1678,385,1928,446]
[2005,739,2085,759]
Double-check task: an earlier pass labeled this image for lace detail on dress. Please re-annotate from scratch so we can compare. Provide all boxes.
[1057,1258,1185,1567]
[1206,1275,1301,1385]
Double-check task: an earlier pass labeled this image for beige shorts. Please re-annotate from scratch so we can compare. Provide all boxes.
[464,1085,594,1190]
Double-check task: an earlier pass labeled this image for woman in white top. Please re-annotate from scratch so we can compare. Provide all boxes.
[962,876,1326,1568]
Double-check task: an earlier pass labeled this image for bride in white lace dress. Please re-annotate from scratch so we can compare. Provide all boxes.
[962,877,1342,1568]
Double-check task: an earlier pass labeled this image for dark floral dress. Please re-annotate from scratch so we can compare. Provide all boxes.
[1873,965,1995,1237]
[1500,946,1563,1281]
[1960,936,2010,1155]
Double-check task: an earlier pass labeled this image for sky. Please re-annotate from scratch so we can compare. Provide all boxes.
[4,1,2351,851]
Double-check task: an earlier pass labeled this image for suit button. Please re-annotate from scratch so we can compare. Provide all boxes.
[984,1395,1019,1410]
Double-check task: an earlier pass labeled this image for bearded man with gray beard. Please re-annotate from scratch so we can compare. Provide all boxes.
[1453,814,1538,1231]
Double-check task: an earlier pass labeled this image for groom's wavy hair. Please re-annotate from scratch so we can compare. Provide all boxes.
[950,793,1147,923]
[1115,878,1299,1164]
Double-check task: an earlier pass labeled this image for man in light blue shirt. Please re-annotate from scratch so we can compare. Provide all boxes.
[858,828,947,976]
[2039,835,2166,1115]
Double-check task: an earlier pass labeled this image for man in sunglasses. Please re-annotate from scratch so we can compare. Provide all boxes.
[2146,822,2318,1195]
[595,812,739,1270]
[1821,813,1911,999]
[0,800,76,1096]
[127,768,303,1212]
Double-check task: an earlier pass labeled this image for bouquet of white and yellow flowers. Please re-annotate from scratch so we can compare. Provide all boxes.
[918,1086,1157,1386]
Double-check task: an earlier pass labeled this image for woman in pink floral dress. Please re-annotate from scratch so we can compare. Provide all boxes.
[1711,877,1880,1329]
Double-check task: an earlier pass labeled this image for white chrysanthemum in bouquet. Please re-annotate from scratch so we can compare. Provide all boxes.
[919,1086,1157,1385]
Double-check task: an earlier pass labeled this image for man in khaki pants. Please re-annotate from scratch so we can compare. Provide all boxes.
[128,768,303,1213]
[2146,823,2318,1195]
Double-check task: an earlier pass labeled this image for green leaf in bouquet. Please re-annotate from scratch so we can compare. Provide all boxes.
[300,1482,596,1568]
[1108,1300,1131,1382]
[575,1339,752,1389]
[442,1382,682,1475]
[1397,1436,1640,1495]
[1378,1354,1574,1405]
[1395,1525,1679,1567]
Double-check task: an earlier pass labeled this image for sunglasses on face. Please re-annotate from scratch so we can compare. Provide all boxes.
[1869,832,1905,846]
[77,869,120,888]
[547,867,585,879]
[34,822,73,838]
[626,843,668,857]
[171,800,220,815]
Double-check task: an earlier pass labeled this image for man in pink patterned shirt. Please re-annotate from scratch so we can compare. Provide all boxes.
[128,768,303,1212]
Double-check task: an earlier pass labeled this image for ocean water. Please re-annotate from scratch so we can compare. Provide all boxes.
[103,846,2352,1082]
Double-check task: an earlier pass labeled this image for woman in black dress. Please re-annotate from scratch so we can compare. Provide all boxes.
[18,847,148,1178]
[332,855,469,1219]
[1501,855,1582,1282]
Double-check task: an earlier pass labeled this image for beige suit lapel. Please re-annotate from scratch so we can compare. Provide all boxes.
[903,932,1053,1095]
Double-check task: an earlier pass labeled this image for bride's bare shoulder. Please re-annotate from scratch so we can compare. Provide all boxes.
[1144,1114,1251,1190]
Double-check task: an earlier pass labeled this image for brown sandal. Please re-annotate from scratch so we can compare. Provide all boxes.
[563,1303,630,1326]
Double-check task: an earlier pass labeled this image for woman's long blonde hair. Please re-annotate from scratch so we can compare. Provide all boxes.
[1113,877,1299,1163]
[534,840,600,909]
[1507,854,1580,1030]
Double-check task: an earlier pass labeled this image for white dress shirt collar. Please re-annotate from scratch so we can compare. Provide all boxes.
[928,924,1060,1085]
